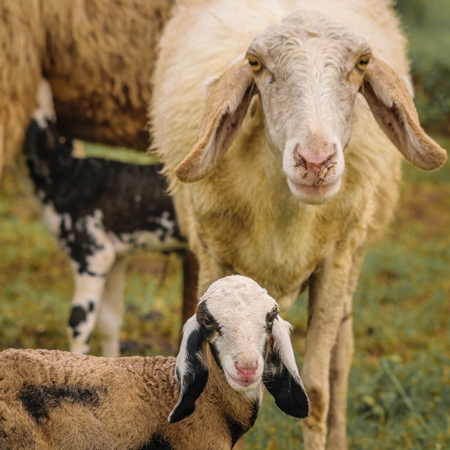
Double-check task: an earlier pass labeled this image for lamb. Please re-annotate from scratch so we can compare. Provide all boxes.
[0,0,174,180]
[150,1,447,449]
[0,275,309,450]
[22,80,196,358]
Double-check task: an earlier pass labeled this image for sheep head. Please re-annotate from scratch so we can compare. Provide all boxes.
[168,275,309,423]
[175,10,447,205]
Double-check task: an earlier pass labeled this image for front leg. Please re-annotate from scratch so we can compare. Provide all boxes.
[326,247,366,449]
[97,257,128,357]
[68,271,109,354]
[65,220,116,355]
[301,248,354,450]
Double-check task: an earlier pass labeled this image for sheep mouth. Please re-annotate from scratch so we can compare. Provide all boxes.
[226,373,261,390]
[287,177,342,204]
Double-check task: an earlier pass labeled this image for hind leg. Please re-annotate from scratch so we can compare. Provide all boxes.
[96,257,128,357]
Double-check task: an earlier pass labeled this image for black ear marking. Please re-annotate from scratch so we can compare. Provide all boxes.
[168,316,209,423]
[263,364,309,419]
[263,317,310,419]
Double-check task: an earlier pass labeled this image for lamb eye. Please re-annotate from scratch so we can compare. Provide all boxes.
[202,319,214,331]
[265,309,278,330]
[356,55,371,71]
[247,55,263,72]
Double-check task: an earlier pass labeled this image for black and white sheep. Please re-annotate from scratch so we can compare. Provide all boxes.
[0,275,309,450]
[22,81,195,357]
[150,1,447,448]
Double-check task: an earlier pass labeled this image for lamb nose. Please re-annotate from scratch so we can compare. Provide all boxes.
[235,362,258,376]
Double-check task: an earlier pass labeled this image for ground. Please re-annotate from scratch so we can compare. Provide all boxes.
[1,136,449,449]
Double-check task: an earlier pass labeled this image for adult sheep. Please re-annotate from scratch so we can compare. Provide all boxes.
[0,0,173,179]
[2,0,200,335]
[150,0,447,449]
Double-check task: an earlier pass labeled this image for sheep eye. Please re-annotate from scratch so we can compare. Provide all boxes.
[247,55,263,72]
[202,319,214,331]
[356,55,371,71]
[265,308,278,330]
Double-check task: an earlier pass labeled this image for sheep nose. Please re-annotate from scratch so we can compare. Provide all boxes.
[293,143,337,174]
[235,361,258,377]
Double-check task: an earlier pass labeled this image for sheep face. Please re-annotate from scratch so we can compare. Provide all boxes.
[169,275,309,423]
[174,10,446,201]
[247,10,370,204]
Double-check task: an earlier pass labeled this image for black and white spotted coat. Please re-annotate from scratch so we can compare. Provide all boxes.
[24,102,187,357]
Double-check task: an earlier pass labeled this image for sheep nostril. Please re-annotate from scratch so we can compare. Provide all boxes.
[293,151,307,169]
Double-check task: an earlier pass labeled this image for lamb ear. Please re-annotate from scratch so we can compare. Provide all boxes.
[175,59,257,183]
[263,316,310,419]
[362,56,447,170]
[168,315,208,423]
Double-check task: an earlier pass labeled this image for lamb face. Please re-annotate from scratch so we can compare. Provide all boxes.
[197,276,278,393]
[246,10,370,204]
[169,275,309,424]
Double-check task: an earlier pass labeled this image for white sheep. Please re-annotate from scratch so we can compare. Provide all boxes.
[0,0,173,179]
[150,1,447,448]
[0,275,309,450]
[22,80,194,358]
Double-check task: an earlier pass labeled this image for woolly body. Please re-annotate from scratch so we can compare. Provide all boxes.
[0,276,309,450]
[0,0,174,177]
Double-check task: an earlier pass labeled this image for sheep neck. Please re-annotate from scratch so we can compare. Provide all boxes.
[201,344,260,442]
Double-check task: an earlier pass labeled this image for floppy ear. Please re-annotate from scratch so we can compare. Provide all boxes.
[362,56,447,170]
[175,58,257,182]
[168,315,208,423]
[263,316,310,419]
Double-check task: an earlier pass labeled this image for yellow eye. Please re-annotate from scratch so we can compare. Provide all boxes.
[247,54,263,72]
[356,55,371,71]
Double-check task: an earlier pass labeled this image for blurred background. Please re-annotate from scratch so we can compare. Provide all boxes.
[0,1,449,449]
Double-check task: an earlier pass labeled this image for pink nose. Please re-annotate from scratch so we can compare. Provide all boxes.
[235,362,258,377]
[293,143,337,173]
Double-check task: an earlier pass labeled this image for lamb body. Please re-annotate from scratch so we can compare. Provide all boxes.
[150,1,447,448]
[0,275,309,450]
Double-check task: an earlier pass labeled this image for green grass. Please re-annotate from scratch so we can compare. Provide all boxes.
[1,136,449,449]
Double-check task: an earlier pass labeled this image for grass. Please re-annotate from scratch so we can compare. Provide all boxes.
[1,136,449,449]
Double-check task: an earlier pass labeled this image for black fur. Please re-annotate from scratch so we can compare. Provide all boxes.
[225,400,259,447]
[24,119,185,269]
[19,384,102,424]
[169,327,208,423]
[139,434,175,450]
[263,361,309,419]
[68,305,87,337]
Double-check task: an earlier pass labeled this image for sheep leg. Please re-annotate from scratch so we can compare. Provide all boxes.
[326,295,353,450]
[96,257,128,358]
[301,250,353,450]
[66,225,116,355]
[326,248,365,449]
[68,272,109,355]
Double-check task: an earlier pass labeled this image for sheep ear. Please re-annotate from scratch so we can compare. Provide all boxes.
[168,315,208,423]
[263,317,310,419]
[362,56,447,170]
[175,59,257,182]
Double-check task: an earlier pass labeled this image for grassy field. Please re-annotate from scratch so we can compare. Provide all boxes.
[1,135,449,449]
[1,2,450,447]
